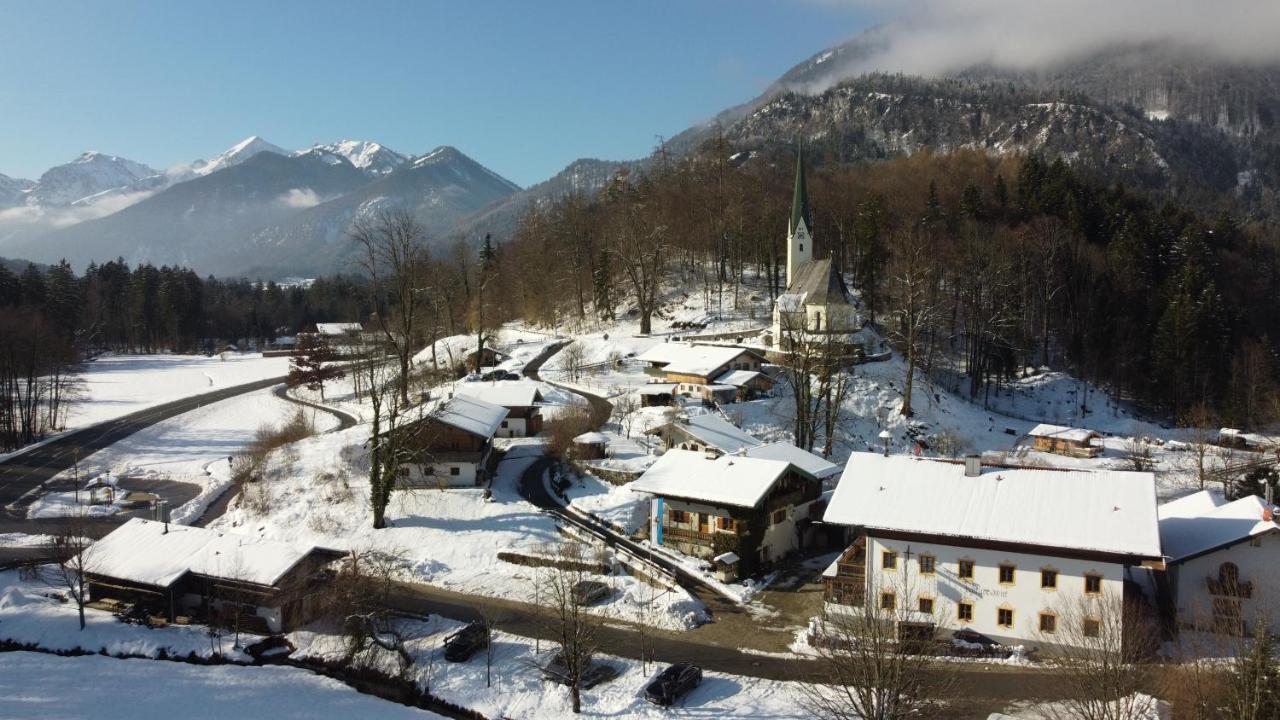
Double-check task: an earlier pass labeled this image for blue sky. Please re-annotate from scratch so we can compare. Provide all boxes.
[0,1,880,187]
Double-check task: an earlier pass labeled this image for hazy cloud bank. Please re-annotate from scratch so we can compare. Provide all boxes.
[809,0,1280,90]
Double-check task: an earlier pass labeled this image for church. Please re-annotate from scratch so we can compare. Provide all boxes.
[769,148,863,353]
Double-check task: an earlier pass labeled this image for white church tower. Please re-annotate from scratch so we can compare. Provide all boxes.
[786,146,813,286]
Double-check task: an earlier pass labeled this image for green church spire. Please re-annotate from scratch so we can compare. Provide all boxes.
[789,141,812,236]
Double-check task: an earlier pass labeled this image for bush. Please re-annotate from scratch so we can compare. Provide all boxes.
[546,408,594,459]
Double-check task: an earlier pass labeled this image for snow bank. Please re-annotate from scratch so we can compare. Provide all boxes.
[0,652,439,720]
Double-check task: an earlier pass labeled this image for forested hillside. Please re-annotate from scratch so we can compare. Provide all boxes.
[495,140,1279,427]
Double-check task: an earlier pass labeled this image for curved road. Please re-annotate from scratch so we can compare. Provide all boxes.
[0,375,287,522]
[192,384,359,527]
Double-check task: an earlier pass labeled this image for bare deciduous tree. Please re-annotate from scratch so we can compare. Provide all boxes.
[329,549,419,680]
[537,542,606,714]
[45,511,96,631]
[888,224,940,418]
[1032,590,1161,720]
[799,570,952,720]
[351,208,431,406]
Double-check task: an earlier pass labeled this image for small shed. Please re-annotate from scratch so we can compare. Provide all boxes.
[1028,424,1101,458]
[713,551,740,583]
[638,383,677,408]
[572,431,609,460]
[1219,428,1248,449]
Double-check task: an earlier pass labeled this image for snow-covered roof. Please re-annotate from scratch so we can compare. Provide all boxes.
[315,322,362,336]
[433,395,509,438]
[775,292,807,312]
[714,369,768,387]
[713,551,740,565]
[630,449,793,508]
[573,431,609,444]
[1159,490,1280,561]
[744,441,841,480]
[824,453,1162,558]
[637,343,757,378]
[652,413,762,454]
[821,556,841,578]
[87,518,323,588]
[1028,424,1098,442]
[637,383,677,395]
[451,381,542,408]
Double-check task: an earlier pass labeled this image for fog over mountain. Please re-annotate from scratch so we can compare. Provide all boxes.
[803,0,1280,92]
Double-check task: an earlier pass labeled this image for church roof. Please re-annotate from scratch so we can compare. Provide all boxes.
[786,258,852,306]
[789,145,812,237]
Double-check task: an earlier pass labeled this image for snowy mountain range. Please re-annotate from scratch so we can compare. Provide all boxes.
[0,135,520,278]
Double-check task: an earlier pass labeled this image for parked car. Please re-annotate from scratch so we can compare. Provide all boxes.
[573,580,611,606]
[644,663,703,706]
[540,651,618,689]
[443,621,490,662]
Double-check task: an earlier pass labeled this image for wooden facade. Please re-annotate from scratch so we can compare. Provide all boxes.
[87,549,341,634]
[655,467,823,573]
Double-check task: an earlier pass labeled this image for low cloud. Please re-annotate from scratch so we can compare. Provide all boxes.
[0,189,156,232]
[275,188,322,209]
[807,0,1280,91]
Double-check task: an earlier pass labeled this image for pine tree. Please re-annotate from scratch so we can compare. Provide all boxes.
[287,334,345,400]
[1225,621,1280,720]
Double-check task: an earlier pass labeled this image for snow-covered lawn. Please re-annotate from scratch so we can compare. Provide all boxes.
[29,385,331,524]
[0,652,440,720]
[68,352,289,428]
[0,569,255,661]
[208,436,706,631]
[292,615,810,720]
[563,474,650,536]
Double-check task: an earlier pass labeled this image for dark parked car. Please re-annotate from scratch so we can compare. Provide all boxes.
[443,621,490,662]
[541,652,619,689]
[573,580,611,606]
[644,663,702,706]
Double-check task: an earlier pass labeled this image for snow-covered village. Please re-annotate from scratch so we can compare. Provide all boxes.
[4,3,1280,719]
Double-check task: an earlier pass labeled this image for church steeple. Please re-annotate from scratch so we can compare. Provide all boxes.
[786,142,813,287]
[789,143,812,237]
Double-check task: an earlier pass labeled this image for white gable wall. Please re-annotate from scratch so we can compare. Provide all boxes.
[1169,531,1280,633]
[854,534,1129,650]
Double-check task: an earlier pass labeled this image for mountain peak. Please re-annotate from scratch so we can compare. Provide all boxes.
[305,139,407,176]
[193,136,288,176]
[412,145,462,167]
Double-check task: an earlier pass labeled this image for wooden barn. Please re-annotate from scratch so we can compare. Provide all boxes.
[1028,424,1101,458]
[85,518,342,634]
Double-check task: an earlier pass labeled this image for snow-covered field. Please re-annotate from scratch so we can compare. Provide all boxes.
[208,437,706,630]
[0,652,440,720]
[28,385,332,524]
[68,352,289,429]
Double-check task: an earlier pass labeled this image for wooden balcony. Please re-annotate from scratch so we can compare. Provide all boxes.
[661,526,715,546]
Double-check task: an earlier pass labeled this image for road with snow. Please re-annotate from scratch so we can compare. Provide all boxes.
[0,375,288,524]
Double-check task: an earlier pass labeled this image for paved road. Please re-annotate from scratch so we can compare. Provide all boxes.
[0,375,288,521]
[271,384,360,432]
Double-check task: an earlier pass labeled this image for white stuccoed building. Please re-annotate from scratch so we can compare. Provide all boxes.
[1158,489,1280,636]
[822,452,1163,651]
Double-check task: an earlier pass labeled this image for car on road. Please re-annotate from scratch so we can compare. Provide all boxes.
[443,621,490,662]
[573,580,611,605]
[644,662,703,706]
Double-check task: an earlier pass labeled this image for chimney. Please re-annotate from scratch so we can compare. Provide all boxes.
[964,454,982,478]
[1267,482,1275,507]
[878,430,891,457]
